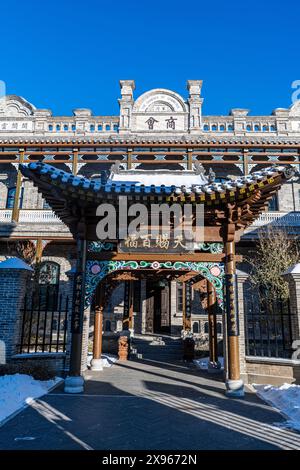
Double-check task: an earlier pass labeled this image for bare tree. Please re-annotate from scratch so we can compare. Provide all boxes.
[247,226,299,303]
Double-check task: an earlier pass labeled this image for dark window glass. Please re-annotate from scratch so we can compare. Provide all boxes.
[6,187,24,209]
[38,262,60,310]
[268,194,278,211]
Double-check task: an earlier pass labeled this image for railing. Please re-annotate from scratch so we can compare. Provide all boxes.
[0,209,61,223]
[251,211,300,228]
[18,210,61,223]
[0,209,12,222]
[18,289,69,354]
[245,293,293,359]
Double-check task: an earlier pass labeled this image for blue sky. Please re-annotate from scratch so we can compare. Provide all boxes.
[1,0,299,116]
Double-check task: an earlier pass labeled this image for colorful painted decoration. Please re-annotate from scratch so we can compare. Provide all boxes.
[85,260,225,308]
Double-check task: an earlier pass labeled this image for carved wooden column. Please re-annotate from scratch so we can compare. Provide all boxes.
[224,223,244,397]
[128,281,134,332]
[184,280,192,331]
[64,236,87,393]
[91,284,105,371]
[118,280,130,360]
[207,280,221,372]
[12,148,24,222]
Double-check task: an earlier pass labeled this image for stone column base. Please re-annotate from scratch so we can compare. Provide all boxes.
[64,375,84,393]
[90,358,104,371]
[225,379,244,398]
[207,361,222,374]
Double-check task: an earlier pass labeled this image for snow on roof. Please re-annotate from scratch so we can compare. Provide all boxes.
[109,169,209,187]
[0,257,34,271]
[283,263,300,275]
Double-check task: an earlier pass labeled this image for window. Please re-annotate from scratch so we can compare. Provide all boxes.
[228,124,234,131]
[63,124,68,131]
[268,194,278,211]
[43,198,51,209]
[90,124,95,132]
[48,125,53,131]
[203,124,209,131]
[212,124,217,131]
[246,125,252,131]
[204,322,209,334]
[254,124,260,132]
[98,124,103,131]
[105,125,110,131]
[72,124,76,131]
[105,320,111,331]
[6,187,24,209]
[219,124,225,131]
[176,282,183,312]
[217,322,222,334]
[262,125,268,132]
[113,124,119,131]
[270,125,276,132]
[38,262,60,310]
[193,322,199,333]
[56,125,61,132]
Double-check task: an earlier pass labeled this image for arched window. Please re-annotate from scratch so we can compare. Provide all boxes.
[254,124,260,132]
[6,187,24,209]
[193,322,199,333]
[204,322,209,334]
[270,125,276,132]
[90,124,95,132]
[262,125,268,132]
[246,124,252,131]
[228,124,234,132]
[63,124,68,131]
[38,261,60,310]
[203,124,209,131]
[219,124,225,131]
[212,124,217,131]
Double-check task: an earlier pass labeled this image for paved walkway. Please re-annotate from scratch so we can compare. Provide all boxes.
[0,358,300,450]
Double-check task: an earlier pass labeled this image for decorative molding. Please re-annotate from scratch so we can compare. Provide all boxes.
[85,260,224,307]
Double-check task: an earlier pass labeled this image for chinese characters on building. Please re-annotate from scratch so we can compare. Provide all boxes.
[145,116,177,130]
[120,233,192,253]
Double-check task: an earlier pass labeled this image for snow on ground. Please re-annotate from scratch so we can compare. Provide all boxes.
[193,356,224,370]
[87,353,118,368]
[254,383,300,431]
[0,374,62,424]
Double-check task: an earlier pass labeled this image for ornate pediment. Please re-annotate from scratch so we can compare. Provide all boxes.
[131,89,188,132]
[0,95,36,117]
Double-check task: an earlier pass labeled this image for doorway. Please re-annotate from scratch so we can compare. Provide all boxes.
[146,280,171,334]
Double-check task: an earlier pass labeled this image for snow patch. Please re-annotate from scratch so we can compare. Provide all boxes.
[0,374,62,424]
[87,353,118,368]
[193,356,224,370]
[254,383,300,431]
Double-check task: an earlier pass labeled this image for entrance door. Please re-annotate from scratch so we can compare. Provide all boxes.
[146,280,170,334]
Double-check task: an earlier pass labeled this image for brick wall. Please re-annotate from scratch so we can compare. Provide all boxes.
[0,268,32,362]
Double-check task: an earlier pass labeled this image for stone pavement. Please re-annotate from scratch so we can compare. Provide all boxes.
[0,357,300,450]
